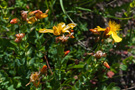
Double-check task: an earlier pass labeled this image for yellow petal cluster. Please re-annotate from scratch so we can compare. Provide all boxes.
[27,9,49,24]
[39,22,77,36]
[96,20,122,43]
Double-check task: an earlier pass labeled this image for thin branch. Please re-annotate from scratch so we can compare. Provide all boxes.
[44,55,53,75]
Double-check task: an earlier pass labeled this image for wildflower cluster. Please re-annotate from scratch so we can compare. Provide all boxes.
[10,9,49,24]
[39,22,77,43]
[6,1,128,89]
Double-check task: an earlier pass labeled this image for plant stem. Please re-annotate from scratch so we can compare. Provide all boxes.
[44,55,53,75]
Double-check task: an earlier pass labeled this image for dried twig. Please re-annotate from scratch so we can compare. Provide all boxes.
[44,55,53,75]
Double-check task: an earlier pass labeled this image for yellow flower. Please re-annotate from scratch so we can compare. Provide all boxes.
[27,16,37,24]
[96,20,122,42]
[35,9,49,19]
[39,22,77,36]
[27,9,49,24]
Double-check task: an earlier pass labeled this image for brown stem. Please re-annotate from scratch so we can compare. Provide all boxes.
[44,55,53,75]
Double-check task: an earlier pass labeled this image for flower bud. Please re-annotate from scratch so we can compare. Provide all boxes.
[64,50,70,56]
[10,18,19,24]
[90,29,100,35]
[70,30,74,32]
[103,61,110,69]
[40,65,47,74]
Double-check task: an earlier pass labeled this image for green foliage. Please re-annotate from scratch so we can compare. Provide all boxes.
[0,0,135,90]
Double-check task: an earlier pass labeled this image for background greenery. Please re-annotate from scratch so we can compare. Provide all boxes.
[0,0,135,90]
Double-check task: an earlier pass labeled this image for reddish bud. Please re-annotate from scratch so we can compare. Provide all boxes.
[10,18,19,24]
[90,29,100,34]
[106,71,115,78]
[40,65,47,74]
[71,30,74,32]
[103,62,110,69]
[64,50,70,56]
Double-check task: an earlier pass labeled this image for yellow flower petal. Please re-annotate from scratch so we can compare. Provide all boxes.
[97,26,106,31]
[39,28,53,33]
[108,20,121,32]
[27,17,37,24]
[62,25,70,33]
[107,30,113,35]
[40,13,48,19]
[111,31,122,42]
[53,26,61,35]
[67,23,77,29]
[57,22,66,28]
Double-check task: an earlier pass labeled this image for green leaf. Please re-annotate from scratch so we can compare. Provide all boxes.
[8,85,15,90]
[25,47,32,56]
[76,7,92,12]
[120,64,127,71]
[61,55,72,64]
[112,87,120,90]
[68,63,85,69]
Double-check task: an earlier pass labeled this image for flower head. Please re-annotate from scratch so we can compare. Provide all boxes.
[93,50,106,59]
[26,72,40,87]
[27,9,49,24]
[39,22,77,36]
[14,33,25,43]
[97,20,122,42]
[27,16,37,24]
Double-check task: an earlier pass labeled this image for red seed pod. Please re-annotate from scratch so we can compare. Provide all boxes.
[10,18,19,24]
[64,50,70,56]
[40,65,47,74]
[14,38,22,43]
[103,61,110,69]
